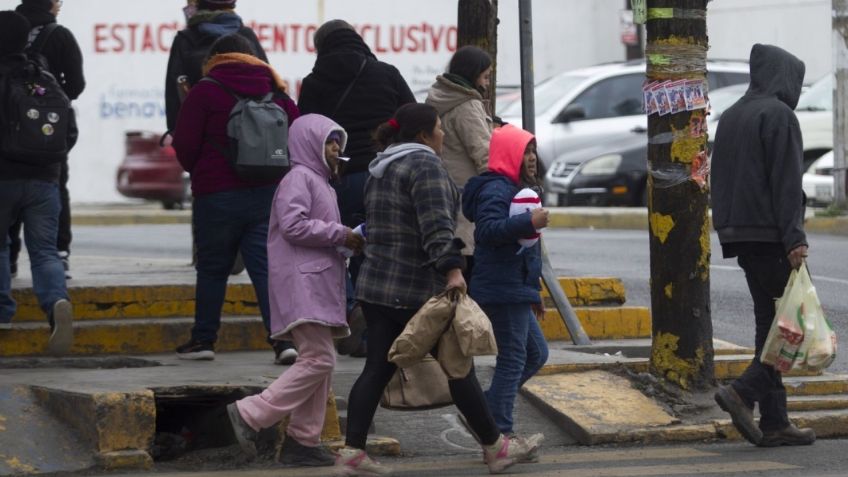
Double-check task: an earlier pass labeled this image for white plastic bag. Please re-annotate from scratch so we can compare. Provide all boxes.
[761,268,808,372]
[795,270,837,372]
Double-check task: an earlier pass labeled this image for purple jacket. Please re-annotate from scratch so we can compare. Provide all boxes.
[173,62,301,196]
[268,114,350,339]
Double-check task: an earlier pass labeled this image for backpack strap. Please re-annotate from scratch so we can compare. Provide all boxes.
[199,77,241,101]
[330,57,367,117]
[27,23,59,55]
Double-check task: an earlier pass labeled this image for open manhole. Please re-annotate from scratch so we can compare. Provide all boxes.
[0,356,163,369]
[151,385,280,463]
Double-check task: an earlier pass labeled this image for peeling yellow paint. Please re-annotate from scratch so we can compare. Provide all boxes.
[5,457,36,473]
[664,283,673,299]
[670,123,703,165]
[698,213,711,280]
[650,213,675,244]
[651,332,707,390]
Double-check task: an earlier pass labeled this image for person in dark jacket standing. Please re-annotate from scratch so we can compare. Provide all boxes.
[711,44,815,448]
[172,33,300,362]
[13,0,85,279]
[0,10,74,355]
[165,0,267,132]
[298,20,416,356]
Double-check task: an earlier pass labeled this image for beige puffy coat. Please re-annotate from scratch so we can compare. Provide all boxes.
[425,75,492,255]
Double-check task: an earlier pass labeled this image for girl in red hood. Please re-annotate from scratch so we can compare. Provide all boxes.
[461,124,550,458]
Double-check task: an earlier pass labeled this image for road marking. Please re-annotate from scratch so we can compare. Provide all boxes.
[439,413,479,452]
[711,264,848,285]
[527,461,799,476]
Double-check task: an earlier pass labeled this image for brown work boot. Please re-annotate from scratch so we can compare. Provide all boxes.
[759,424,816,447]
[714,384,762,445]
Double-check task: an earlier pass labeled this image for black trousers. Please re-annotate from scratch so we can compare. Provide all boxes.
[732,253,792,432]
[345,302,500,449]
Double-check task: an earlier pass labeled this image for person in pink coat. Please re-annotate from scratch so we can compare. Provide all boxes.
[225,114,365,467]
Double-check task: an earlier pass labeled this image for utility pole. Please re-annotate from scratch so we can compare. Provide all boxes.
[644,0,714,389]
[624,0,645,60]
[458,0,499,112]
[833,0,848,209]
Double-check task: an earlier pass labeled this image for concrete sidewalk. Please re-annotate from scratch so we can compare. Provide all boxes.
[71,202,848,236]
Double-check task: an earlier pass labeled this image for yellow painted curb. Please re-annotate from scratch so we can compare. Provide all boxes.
[95,450,153,470]
[805,216,848,236]
[714,355,822,380]
[0,317,268,357]
[540,306,651,341]
[784,375,848,396]
[547,210,649,230]
[541,277,626,306]
[788,395,848,412]
[72,213,191,226]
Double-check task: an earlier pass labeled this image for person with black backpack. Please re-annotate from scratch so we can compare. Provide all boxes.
[12,0,85,280]
[0,10,76,355]
[172,33,300,363]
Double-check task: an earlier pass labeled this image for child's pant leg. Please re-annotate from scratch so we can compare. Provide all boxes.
[520,309,549,387]
[482,303,531,434]
[236,323,336,445]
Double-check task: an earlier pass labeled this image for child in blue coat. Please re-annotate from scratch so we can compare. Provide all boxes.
[462,124,550,455]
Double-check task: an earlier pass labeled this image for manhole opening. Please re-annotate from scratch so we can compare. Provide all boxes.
[0,356,162,369]
[151,386,279,462]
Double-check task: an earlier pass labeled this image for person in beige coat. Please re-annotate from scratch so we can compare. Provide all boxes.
[425,46,493,274]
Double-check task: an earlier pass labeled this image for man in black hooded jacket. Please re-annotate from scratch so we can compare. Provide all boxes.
[711,43,815,448]
[13,0,85,278]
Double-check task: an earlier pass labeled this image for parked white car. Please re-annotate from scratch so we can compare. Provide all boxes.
[500,60,750,167]
[795,74,834,169]
[803,151,835,206]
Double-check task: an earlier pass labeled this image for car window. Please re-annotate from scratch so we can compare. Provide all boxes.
[708,71,749,89]
[500,73,588,117]
[568,74,644,120]
[797,74,832,112]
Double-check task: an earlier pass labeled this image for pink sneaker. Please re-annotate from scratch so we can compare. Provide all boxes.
[483,434,530,474]
[334,447,391,476]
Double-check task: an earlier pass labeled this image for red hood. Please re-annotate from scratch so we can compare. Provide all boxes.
[207,62,274,97]
[488,124,535,185]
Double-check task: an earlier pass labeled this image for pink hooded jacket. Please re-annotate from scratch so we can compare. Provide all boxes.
[268,114,350,340]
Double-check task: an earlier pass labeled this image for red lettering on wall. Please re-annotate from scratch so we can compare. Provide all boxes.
[256,23,271,51]
[94,24,108,53]
[273,25,287,52]
[142,24,156,52]
[290,24,302,52]
[305,25,317,53]
[111,24,125,53]
[406,25,421,53]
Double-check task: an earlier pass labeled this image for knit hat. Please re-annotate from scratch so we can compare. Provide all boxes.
[0,10,31,56]
[198,0,236,11]
[19,0,53,12]
[314,19,355,52]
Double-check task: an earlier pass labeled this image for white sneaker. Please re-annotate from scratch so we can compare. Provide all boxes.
[0,322,11,330]
[47,299,73,356]
[334,447,391,476]
[483,434,532,474]
[509,433,543,463]
[274,347,298,365]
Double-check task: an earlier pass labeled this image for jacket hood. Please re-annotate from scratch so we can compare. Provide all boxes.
[462,173,512,223]
[488,124,534,185]
[207,62,275,97]
[747,43,805,109]
[192,11,242,38]
[289,114,348,179]
[368,143,435,178]
[425,75,481,116]
[15,3,55,27]
[311,29,376,85]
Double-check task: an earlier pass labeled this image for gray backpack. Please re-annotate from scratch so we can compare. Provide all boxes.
[201,77,290,181]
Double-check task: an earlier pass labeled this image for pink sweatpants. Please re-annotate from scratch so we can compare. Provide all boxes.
[236,323,336,446]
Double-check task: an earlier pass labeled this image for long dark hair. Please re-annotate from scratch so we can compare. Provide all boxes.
[373,103,439,151]
[448,46,492,89]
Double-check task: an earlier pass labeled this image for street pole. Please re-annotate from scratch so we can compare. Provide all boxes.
[833,0,848,209]
[625,0,645,61]
[458,0,499,112]
[518,0,590,345]
[645,0,714,389]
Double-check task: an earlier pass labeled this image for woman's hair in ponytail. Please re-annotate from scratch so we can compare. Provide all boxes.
[373,103,439,151]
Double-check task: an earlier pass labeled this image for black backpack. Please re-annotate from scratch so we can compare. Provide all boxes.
[0,56,72,164]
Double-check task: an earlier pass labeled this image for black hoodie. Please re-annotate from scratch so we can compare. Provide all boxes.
[297,29,416,176]
[711,44,807,254]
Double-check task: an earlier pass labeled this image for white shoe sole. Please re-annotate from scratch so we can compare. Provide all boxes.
[47,299,73,356]
[176,350,215,360]
[275,348,298,365]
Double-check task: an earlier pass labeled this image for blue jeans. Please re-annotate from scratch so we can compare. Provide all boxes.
[0,180,68,323]
[482,303,549,434]
[190,186,275,343]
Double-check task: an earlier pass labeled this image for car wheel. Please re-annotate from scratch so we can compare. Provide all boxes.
[162,200,178,210]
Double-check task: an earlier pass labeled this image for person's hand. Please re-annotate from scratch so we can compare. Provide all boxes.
[787,245,808,270]
[445,268,467,296]
[531,302,546,321]
[344,228,365,254]
[531,208,549,229]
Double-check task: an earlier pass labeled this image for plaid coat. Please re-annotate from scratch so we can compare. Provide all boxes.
[356,145,464,309]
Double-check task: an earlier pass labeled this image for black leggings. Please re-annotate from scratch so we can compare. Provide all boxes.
[345,302,500,449]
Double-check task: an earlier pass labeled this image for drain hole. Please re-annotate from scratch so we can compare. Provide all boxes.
[152,386,279,463]
[0,357,162,369]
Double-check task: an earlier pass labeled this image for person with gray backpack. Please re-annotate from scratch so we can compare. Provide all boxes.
[171,33,300,363]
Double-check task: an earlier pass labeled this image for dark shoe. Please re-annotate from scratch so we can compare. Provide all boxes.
[759,424,816,447]
[226,403,257,459]
[279,434,336,467]
[273,341,298,365]
[58,251,71,280]
[175,340,215,360]
[336,304,366,356]
[715,384,762,445]
[349,340,368,358]
[47,299,73,356]
[9,262,17,279]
